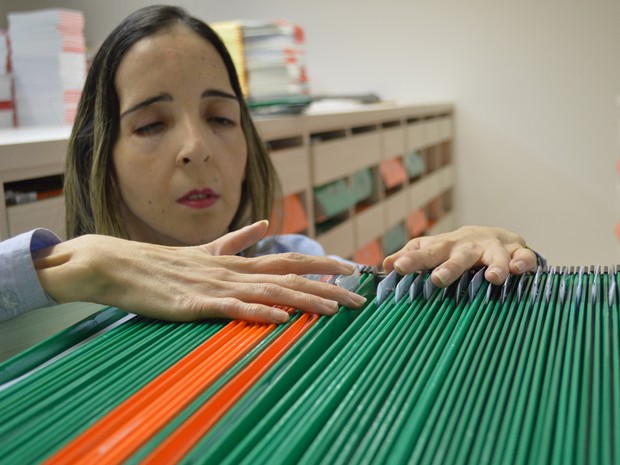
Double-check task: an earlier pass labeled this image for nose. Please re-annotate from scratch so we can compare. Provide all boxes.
[176,119,211,166]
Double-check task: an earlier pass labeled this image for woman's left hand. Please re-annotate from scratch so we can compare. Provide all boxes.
[382,225,539,287]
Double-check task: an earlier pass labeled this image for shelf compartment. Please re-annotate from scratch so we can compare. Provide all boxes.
[316,218,355,258]
[269,146,310,197]
[437,116,453,143]
[381,125,405,159]
[313,179,355,221]
[385,189,408,229]
[354,202,384,248]
[407,208,430,238]
[409,169,443,211]
[312,132,380,185]
[268,193,308,235]
[382,222,408,256]
[380,157,408,190]
[406,119,427,151]
[428,210,455,235]
[353,239,384,266]
[7,195,65,238]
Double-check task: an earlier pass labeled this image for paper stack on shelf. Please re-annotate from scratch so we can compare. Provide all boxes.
[210,21,248,96]
[8,8,86,127]
[212,19,311,113]
[0,29,15,128]
[244,19,309,100]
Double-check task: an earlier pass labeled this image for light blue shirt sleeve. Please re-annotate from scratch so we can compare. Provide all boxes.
[256,233,355,265]
[0,228,61,321]
[256,234,327,256]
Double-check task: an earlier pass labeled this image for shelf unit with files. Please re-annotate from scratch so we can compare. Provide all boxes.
[0,103,455,264]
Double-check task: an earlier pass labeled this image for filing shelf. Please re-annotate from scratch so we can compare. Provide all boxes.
[258,103,455,261]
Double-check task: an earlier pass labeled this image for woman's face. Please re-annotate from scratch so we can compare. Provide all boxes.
[113,24,247,246]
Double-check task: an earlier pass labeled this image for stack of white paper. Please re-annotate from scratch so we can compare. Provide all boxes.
[212,19,309,102]
[243,20,309,101]
[0,29,14,128]
[8,9,86,127]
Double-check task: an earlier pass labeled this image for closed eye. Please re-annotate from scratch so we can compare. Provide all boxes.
[208,116,236,127]
[135,122,165,136]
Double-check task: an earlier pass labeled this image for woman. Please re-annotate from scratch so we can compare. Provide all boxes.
[0,5,541,324]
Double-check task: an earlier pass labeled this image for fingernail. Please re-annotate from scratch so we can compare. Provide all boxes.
[340,263,356,274]
[513,261,526,273]
[348,293,367,307]
[322,300,339,314]
[394,256,415,274]
[273,310,289,324]
[433,268,452,285]
[488,267,504,281]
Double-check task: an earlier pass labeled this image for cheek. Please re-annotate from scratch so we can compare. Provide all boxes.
[113,152,159,208]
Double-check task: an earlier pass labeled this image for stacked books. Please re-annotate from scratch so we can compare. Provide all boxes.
[212,19,311,113]
[0,29,14,128]
[8,8,86,127]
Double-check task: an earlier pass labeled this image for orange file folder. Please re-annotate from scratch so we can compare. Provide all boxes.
[353,239,384,266]
[379,157,408,190]
[269,193,309,235]
[407,209,430,238]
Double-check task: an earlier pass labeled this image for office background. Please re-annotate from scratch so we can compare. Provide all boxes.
[1,0,619,266]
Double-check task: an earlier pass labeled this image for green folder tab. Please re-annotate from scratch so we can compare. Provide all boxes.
[405,150,425,178]
[314,179,355,219]
[351,169,374,203]
[382,222,408,255]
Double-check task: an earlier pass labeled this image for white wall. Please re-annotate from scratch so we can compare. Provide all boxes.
[3,0,620,266]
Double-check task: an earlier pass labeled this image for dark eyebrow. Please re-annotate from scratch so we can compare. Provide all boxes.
[202,89,239,101]
[120,93,172,118]
[120,89,239,119]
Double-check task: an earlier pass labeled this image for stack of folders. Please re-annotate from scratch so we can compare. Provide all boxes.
[0,29,14,128]
[8,8,86,127]
[212,19,311,114]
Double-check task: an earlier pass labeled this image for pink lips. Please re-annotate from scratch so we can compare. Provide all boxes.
[177,188,220,209]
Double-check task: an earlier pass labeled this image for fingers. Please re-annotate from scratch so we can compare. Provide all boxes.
[381,226,538,288]
[170,276,367,324]
[234,273,367,310]
[430,242,485,286]
[205,220,270,256]
[233,252,357,277]
[200,298,292,324]
[481,242,513,285]
[382,239,421,273]
[384,240,449,276]
[509,247,538,274]
[131,248,363,325]
[162,295,291,324]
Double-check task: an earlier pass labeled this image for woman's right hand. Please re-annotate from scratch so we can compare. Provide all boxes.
[33,221,366,324]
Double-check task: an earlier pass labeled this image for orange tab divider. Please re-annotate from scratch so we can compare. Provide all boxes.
[379,157,408,189]
[44,320,276,465]
[354,239,384,266]
[141,311,319,464]
[407,208,430,237]
[268,193,309,235]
